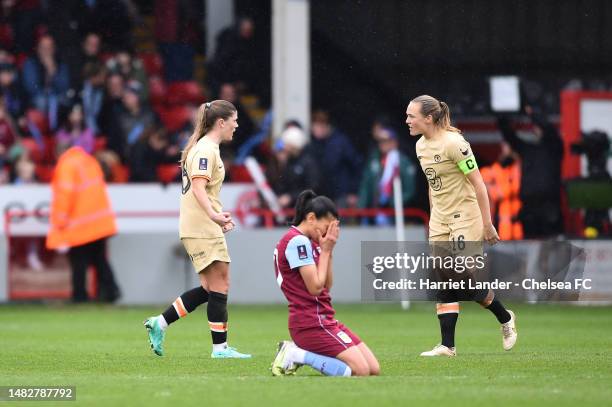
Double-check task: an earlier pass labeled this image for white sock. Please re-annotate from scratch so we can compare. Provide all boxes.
[343,367,352,377]
[287,345,307,364]
[213,342,227,353]
[157,315,168,330]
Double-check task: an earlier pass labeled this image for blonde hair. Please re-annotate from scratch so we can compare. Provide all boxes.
[180,100,237,164]
[411,95,461,134]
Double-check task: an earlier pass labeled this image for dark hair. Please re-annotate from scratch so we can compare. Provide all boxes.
[311,109,330,125]
[292,190,338,226]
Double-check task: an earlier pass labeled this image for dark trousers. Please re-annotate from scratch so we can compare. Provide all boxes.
[68,238,120,302]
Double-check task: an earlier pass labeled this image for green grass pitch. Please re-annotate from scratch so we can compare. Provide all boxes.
[1,302,611,406]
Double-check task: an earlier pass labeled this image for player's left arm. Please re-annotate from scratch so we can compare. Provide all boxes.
[466,170,500,245]
[449,137,500,245]
[325,253,333,290]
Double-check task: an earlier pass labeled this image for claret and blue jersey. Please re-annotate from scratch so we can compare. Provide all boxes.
[273,226,336,329]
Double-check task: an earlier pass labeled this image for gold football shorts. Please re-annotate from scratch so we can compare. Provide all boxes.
[181,237,231,273]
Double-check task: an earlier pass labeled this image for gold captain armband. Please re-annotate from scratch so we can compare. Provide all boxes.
[457,156,478,174]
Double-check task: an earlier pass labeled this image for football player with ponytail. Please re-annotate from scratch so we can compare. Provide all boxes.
[406,95,517,357]
[271,190,380,377]
[144,100,251,359]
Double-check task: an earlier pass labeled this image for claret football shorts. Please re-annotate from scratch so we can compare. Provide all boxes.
[290,320,362,358]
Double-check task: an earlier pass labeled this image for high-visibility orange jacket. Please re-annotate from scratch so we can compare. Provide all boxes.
[46,147,117,249]
[481,161,523,240]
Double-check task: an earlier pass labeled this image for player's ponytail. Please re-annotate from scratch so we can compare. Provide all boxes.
[180,100,237,164]
[292,190,339,226]
[411,95,461,134]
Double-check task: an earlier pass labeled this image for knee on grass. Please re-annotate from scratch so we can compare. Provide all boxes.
[347,359,373,377]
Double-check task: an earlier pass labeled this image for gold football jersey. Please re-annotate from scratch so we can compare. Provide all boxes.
[179,136,225,238]
[416,131,480,224]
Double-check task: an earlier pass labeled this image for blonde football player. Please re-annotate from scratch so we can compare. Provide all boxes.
[144,100,250,359]
[406,95,517,357]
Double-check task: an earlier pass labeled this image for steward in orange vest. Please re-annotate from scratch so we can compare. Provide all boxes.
[481,144,524,240]
[47,147,116,249]
[46,146,120,302]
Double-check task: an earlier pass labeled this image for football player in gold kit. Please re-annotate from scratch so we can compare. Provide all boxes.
[406,95,518,356]
[144,100,250,359]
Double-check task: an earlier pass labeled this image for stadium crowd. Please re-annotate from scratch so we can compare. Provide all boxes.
[0,0,586,239]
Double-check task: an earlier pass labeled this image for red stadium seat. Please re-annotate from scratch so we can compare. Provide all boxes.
[149,76,167,106]
[166,81,205,105]
[15,53,28,69]
[35,165,55,183]
[157,164,180,183]
[42,136,56,164]
[0,24,14,49]
[158,105,191,132]
[94,136,107,152]
[138,52,163,76]
[26,109,49,135]
[20,138,43,163]
[99,52,114,63]
[111,164,130,183]
[229,164,254,182]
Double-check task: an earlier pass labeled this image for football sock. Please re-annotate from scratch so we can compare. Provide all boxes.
[486,299,511,324]
[303,351,352,377]
[207,291,228,346]
[437,302,459,348]
[287,346,307,364]
[159,286,209,329]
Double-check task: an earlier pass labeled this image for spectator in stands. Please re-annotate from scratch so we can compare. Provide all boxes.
[0,98,18,167]
[218,82,255,152]
[46,142,121,303]
[22,34,70,130]
[358,126,416,225]
[274,125,319,209]
[9,0,43,54]
[129,126,179,182]
[108,82,155,160]
[307,109,362,206]
[67,32,103,90]
[0,61,23,118]
[497,106,563,238]
[56,104,94,155]
[10,147,44,270]
[98,72,124,136]
[0,47,13,64]
[106,48,149,101]
[170,103,197,150]
[80,62,106,133]
[207,17,266,100]
[154,0,202,82]
[72,0,134,51]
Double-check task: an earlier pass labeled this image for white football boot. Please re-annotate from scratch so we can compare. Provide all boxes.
[420,344,456,357]
[501,310,517,350]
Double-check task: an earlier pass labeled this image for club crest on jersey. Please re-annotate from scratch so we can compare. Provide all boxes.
[434,154,441,162]
[199,158,208,170]
[337,331,353,344]
[297,244,308,259]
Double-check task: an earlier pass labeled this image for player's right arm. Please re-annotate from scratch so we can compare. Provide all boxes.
[192,178,232,227]
[287,222,338,296]
[188,149,232,227]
